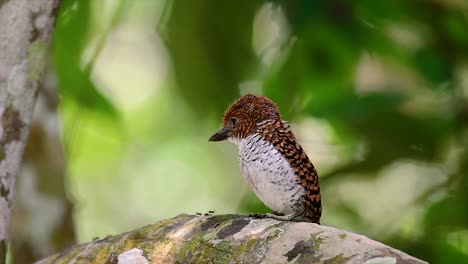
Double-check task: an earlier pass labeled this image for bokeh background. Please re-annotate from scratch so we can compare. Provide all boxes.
[9,0,468,263]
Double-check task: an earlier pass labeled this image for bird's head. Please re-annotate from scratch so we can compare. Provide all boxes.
[209,94,281,144]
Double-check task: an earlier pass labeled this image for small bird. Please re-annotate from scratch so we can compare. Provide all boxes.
[209,94,321,223]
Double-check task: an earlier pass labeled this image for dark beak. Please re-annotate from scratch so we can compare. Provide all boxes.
[209,127,230,142]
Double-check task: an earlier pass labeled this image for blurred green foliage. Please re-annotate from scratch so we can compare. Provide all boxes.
[53,0,127,118]
[51,0,468,263]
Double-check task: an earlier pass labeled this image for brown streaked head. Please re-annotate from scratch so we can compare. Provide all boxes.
[209,94,281,142]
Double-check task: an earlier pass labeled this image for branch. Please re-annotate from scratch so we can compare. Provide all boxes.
[36,214,427,264]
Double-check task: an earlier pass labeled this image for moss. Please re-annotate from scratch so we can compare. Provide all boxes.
[35,215,427,264]
[203,240,233,264]
[309,232,325,251]
[47,243,90,263]
[175,231,235,264]
[203,230,217,241]
[232,223,288,263]
[175,232,205,262]
[264,226,284,242]
[149,240,175,263]
[95,248,116,264]
[157,214,196,237]
[324,253,351,264]
[128,224,156,243]
[197,215,250,248]
[233,236,260,261]
[88,221,183,263]
[28,41,47,81]
[280,232,327,263]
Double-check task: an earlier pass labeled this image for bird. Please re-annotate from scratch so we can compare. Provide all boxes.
[209,94,321,223]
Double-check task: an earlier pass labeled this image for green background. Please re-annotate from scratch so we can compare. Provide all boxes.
[47,0,468,263]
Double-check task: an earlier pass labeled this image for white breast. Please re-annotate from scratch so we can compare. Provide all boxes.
[231,134,304,214]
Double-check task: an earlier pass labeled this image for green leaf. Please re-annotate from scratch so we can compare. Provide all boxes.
[316,92,454,181]
[162,0,262,115]
[52,0,120,119]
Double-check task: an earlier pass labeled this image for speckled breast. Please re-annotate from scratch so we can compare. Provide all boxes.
[237,133,304,213]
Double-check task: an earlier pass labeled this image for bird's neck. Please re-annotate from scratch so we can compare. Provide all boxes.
[227,119,285,147]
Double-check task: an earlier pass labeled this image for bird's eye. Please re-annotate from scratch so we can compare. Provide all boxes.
[231,117,238,126]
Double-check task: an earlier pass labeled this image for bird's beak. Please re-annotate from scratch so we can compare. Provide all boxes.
[209,127,230,142]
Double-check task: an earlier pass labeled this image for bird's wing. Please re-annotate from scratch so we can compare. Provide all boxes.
[258,120,322,223]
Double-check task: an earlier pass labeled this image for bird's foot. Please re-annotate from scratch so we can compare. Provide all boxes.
[265,213,293,221]
[271,211,284,216]
[249,211,285,220]
[248,213,268,219]
[265,210,304,221]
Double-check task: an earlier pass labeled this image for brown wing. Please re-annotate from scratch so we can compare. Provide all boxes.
[258,120,322,223]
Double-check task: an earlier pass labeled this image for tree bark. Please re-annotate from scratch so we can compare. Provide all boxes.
[36,214,427,264]
[11,73,76,263]
[0,0,60,263]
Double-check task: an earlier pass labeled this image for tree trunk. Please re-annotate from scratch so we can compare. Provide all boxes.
[11,71,76,263]
[36,214,427,264]
[0,0,60,263]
